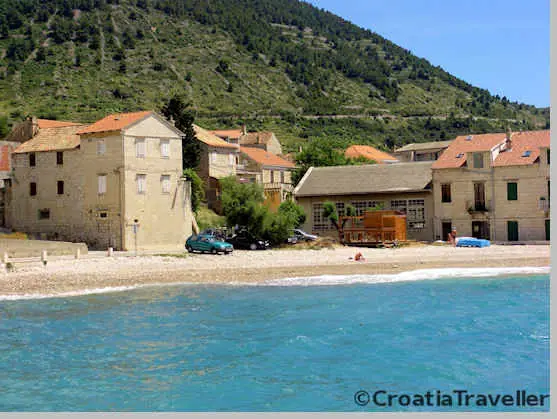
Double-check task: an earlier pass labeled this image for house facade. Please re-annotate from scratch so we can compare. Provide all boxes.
[6,111,193,251]
[431,130,550,242]
[194,125,240,212]
[393,140,453,162]
[211,126,283,155]
[293,162,434,241]
[237,146,295,211]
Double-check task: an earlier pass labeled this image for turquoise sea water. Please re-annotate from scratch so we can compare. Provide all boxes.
[0,272,549,411]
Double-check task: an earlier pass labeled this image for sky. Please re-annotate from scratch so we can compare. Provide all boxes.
[306,0,549,107]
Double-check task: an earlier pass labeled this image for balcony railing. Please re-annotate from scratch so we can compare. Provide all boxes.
[263,182,293,192]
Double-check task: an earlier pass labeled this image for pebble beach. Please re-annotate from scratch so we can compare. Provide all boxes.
[0,244,550,298]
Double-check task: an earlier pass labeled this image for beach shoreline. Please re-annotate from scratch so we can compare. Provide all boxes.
[0,245,550,298]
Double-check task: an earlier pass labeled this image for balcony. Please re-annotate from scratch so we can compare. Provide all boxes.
[264,182,293,193]
[466,200,490,215]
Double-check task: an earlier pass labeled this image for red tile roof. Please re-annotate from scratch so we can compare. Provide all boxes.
[344,145,398,163]
[77,111,152,135]
[194,125,239,149]
[13,125,87,154]
[240,146,295,168]
[211,129,244,139]
[37,119,82,129]
[432,130,550,169]
[492,130,550,167]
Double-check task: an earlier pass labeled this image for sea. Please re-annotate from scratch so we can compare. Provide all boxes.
[0,267,550,411]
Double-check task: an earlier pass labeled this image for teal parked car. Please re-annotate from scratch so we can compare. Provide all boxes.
[185,234,233,254]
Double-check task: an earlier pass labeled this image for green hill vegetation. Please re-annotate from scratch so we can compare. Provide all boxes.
[0,0,549,153]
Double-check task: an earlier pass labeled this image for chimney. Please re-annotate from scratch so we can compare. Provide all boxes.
[241,124,247,135]
[505,127,513,150]
[31,116,39,136]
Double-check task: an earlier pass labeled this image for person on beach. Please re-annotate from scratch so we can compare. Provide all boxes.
[448,228,457,247]
[354,252,365,261]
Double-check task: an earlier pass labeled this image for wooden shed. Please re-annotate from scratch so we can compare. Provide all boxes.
[339,210,407,246]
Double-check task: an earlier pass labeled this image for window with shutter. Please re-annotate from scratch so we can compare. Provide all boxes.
[98,175,107,194]
[161,175,171,193]
[160,140,169,158]
[136,139,146,158]
[137,174,146,194]
[507,182,518,201]
[97,140,106,155]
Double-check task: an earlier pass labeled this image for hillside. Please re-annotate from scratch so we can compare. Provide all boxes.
[0,0,549,152]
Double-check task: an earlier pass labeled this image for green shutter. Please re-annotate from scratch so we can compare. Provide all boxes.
[507,182,518,200]
[507,221,519,241]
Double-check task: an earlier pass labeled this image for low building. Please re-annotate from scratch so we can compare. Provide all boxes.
[6,111,193,251]
[237,146,295,211]
[393,140,453,162]
[194,125,240,212]
[431,130,550,242]
[344,145,399,163]
[293,162,434,241]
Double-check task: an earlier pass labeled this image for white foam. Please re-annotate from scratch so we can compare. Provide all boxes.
[0,266,549,301]
[261,266,551,286]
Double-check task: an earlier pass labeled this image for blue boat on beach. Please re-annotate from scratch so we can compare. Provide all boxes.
[456,237,491,248]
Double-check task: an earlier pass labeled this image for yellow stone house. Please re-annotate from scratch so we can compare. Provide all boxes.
[431,130,550,242]
[6,111,193,251]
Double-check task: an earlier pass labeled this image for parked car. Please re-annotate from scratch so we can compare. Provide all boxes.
[227,231,270,250]
[186,234,233,254]
[292,229,318,242]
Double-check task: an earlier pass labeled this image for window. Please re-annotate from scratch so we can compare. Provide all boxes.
[160,140,169,158]
[136,174,146,194]
[312,203,329,231]
[38,209,50,220]
[441,183,452,203]
[270,170,274,183]
[408,199,425,223]
[56,152,63,165]
[29,182,37,196]
[97,139,106,155]
[472,152,484,168]
[99,212,108,218]
[98,175,107,195]
[522,150,531,158]
[507,182,518,201]
[351,200,384,216]
[161,175,171,194]
[57,180,64,195]
[547,149,550,165]
[29,153,36,167]
[390,200,407,214]
[135,139,146,158]
[280,171,285,184]
[335,202,345,217]
[211,151,217,163]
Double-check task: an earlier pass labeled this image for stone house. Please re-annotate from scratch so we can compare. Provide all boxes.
[293,162,434,241]
[393,140,453,162]
[211,126,283,155]
[6,111,193,251]
[194,125,240,212]
[237,146,295,211]
[431,130,550,242]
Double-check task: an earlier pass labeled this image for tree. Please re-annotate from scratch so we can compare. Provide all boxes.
[160,94,201,168]
[278,200,306,228]
[323,201,356,239]
[183,168,204,213]
[220,177,300,245]
[0,114,9,138]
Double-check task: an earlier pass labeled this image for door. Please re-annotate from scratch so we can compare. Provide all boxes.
[442,222,452,242]
[474,182,486,210]
[472,221,490,240]
[507,221,519,241]
[545,219,550,241]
